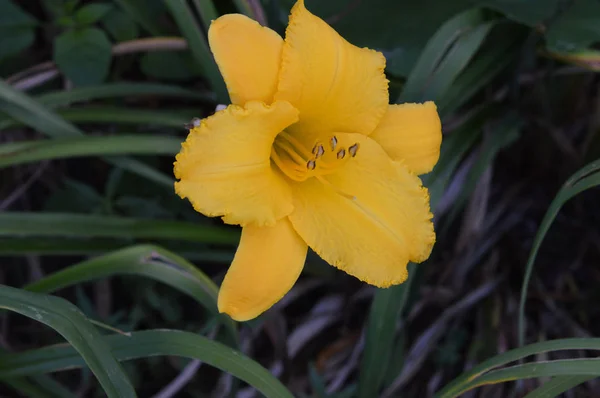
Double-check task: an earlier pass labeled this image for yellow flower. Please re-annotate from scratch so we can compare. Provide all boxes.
[173,0,442,321]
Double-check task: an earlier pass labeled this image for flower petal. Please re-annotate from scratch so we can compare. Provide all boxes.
[275,0,388,137]
[218,218,308,321]
[370,102,442,175]
[288,135,435,287]
[209,14,283,105]
[174,101,298,226]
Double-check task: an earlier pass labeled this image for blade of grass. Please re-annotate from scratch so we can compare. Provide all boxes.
[442,112,521,231]
[357,264,415,398]
[397,8,484,103]
[0,79,174,187]
[1,374,75,398]
[523,376,596,398]
[447,359,600,397]
[0,238,235,264]
[164,0,228,103]
[192,0,219,29]
[36,82,215,108]
[233,0,253,16]
[437,29,521,116]
[518,159,600,346]
[436,337,600,398]
[0,135,181,168]
[113,0,163,36]
[421,22,495,102]
[0,285,136,397]
[24,244,238,346]
[0,329,293,398]
[0,238,126,255]
[0,212,239,244]
[0,107,197,130]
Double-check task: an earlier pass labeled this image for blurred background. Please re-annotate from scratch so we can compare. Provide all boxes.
[1,0,599,397]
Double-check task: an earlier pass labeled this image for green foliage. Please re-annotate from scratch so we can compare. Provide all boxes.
[54,27,112,86]
[1,0,599,396]
[0,0,37,60]
[0,285,136,397]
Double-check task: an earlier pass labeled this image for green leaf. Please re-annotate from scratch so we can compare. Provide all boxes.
[0,0,37,59]
[477,0,559,26]
[436,338,600,398]
[101,8,139,41]
[0,135,181,169]
[518,159,600,346]
[423,106,493,208]
[442,113,521,230]
[523,376,595,398]
[397,8,485,103]
[54,27,112,86]
[0,79,174,187]
[0,26,35,60]
[140,51,203,80]
[75,3,113,25]
[420,22,495,102]
[164,0,229,103]
[2,375,74,398]
[113,0,164,36]
[0,212,239,244]
[35,82,215,107]
[0,106,198,130]
[0,330,293,398]
[0,0,37,27]
[436,26,522,115]
[357,266,415,398]
[191,0,219,30]
[0,285,136,397]
[546,0,600,52]
[447,359,600,397]
[24,244,238,346]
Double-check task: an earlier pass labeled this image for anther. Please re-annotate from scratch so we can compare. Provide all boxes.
[337,149,346,159]
[349,143,360,157]
[330,136,338,151]
[312,144,325,158]
[307,160,316,170]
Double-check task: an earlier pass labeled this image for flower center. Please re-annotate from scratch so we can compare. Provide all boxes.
[271,131,360,182]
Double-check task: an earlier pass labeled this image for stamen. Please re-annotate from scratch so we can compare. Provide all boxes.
[337,149,346,159]
[349,143,360,157]
[312,144,325,158]
[307,160,316,170]
[330,136,338,151]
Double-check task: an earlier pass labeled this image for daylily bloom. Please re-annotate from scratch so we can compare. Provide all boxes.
[174,0,442,321]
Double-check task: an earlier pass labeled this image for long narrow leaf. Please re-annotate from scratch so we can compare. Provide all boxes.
[523,376,596,398]
[24,244,238,346]
[164,0,228,103]
[436,338,600,398]
[0,135,181,168]
[0,329,293,398]
[37,82,215,108]
[0,79,174,187]
[397,8,484,103]
[0,212,239,244]
[357,264,414,398]
[518,160,600,346]
[421,22,495,102]
[0,107,198,130]
[0,285,136,397]
[450,359,600,397]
